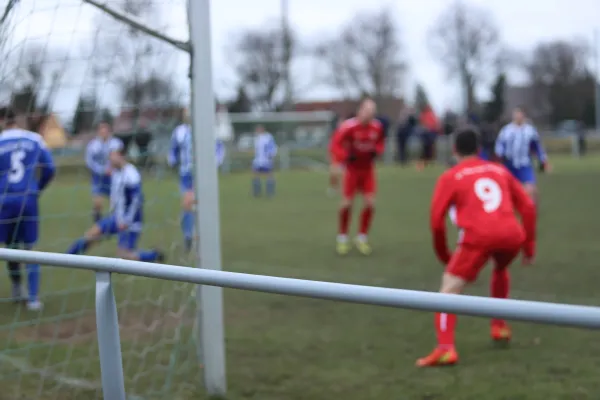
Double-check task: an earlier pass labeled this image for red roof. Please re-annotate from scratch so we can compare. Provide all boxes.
[294,97,405,120]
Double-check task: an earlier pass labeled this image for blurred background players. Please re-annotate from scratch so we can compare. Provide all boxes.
[85,121,124,222]
[252,124,278,197]
[396,107,417,166]
[0,108,56,310]
[330,98,384,255]
[168,109,226,252]
[416,105,441,171]
[495,107,550,202]
[168,109,195,252]
[419,127,536,367]
[67,148,164,263]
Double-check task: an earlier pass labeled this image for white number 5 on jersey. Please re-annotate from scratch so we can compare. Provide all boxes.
[9,150,26,183]
[474,177,502,213]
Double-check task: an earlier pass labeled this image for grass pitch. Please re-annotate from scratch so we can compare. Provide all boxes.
[0,156,600,399]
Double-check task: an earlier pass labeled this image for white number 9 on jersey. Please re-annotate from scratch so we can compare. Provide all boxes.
[474,177,502,213]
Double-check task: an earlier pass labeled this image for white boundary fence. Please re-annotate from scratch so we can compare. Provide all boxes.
[1,248,600,400]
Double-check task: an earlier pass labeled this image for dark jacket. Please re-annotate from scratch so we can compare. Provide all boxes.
[376,115,390,138]
[397,115,417,138]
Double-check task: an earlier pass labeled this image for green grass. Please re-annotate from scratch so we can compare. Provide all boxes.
[1,156,600,399]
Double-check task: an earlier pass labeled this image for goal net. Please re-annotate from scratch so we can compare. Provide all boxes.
[0,1,200,399]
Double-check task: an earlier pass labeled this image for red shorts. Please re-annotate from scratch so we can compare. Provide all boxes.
[343,168,376,198]
[446,244,520,282]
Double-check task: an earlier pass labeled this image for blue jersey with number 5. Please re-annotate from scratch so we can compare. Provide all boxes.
[0,129,56,198]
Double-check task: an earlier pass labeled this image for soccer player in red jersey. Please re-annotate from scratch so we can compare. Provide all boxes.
[330,98,385,255]
[417,127,537,367]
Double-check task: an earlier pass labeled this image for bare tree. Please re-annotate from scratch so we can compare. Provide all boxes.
[314,8,405,103]
[230,24,296,111]
[89,0,180,115]
[10,43,67,114]
[525,39,594,125]
[428,1,501,111]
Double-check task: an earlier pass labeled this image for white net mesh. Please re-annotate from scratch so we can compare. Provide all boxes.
[0,1,200,398]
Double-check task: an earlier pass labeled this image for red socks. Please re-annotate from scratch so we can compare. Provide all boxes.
[435,312,457,349]
[490,268,510,327]
[359,206,374,235]
[339,206,351,235]
[432,269,510,350]
[339,206,374,236]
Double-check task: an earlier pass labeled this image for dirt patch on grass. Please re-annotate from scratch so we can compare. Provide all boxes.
[10,306,196,344]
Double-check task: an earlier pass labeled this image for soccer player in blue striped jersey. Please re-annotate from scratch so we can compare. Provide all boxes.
[252,125,278,197]
[85,122,124,222]
[0,109,56,310]
[67,148,165,263]
[494,108,550,201]
[168,111,225,252]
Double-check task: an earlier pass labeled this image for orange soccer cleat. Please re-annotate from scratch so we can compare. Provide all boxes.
[416,347,458,367]
[491,324,512,342]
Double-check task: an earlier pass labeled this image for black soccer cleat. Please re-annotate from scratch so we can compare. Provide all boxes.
[184,238,193,253]
[155,249,166,263]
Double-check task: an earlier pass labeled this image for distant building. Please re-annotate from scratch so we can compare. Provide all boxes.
[113,107,185,135]
[0,109,68,149]
[294,97,405,121]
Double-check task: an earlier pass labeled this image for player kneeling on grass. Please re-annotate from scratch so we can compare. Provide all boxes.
[330,98,385,255]
[0,109,56,310]
[417,127,537,368]
[67,149,164,263]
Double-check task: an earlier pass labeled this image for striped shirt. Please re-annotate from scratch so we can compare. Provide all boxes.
[494,122,546,168]
[168,124,226,174]
[252,132,278,170]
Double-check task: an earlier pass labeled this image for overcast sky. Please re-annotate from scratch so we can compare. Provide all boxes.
[5,0,600,118]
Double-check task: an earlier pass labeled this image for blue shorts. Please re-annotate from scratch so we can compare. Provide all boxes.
[0,196,38,245]
[91,175,111,197]
[179,173,193,193]
[96,215,140,251]
[507,165,536,184]
[253,166,272,174]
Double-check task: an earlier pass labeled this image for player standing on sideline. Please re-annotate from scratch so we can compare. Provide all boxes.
[85,121,124,222]
[67,148,165,262]
[251,124,278,197]
[331,98,384,256]
[495,107,550,201]
[417,127,536,367]
[168,109,225,251]
[0,108,55,310]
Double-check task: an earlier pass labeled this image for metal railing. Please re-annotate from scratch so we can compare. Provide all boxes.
[1,248,600,400]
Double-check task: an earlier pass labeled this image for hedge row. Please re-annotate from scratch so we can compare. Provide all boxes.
[53,136,599,176]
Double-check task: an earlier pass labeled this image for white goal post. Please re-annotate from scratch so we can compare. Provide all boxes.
[82,0,227,396]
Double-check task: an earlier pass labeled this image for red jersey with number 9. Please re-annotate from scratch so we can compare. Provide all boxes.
[430,157,536,264]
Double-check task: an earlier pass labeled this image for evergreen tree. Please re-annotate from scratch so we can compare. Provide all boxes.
[414,83,431,112]
[483,73,506,123]
[71,95,98,135]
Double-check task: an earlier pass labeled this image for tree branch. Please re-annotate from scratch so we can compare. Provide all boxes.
[82,0,190,53]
